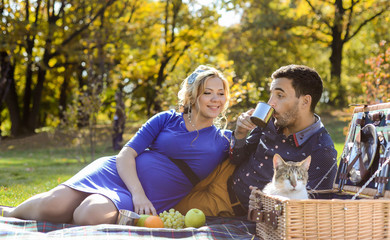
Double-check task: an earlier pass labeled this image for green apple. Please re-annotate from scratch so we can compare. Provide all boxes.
[136,214,150,227]
[184,208,206,228]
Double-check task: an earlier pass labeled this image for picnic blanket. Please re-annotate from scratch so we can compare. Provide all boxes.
[0,216,259,239]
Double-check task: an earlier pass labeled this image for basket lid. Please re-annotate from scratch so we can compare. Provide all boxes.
[333,103,390,198]
[348,123,378,184]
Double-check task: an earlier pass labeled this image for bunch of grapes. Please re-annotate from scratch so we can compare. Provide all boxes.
[159,208,185,229]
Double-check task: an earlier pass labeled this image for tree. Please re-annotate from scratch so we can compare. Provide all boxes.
[221,0,309,109]
[224,0,390,108]
[358,40,390,104]
[112,0,223,116]
[0,0,117,136]
[0,52,14,139]
[296,0,390,107]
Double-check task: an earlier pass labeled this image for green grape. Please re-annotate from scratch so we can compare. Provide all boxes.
[159,208,185,229]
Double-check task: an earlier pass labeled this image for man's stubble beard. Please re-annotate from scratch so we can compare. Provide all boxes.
[274,104,300,129]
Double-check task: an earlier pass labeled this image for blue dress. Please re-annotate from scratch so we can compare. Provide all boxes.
[63,110,231,213]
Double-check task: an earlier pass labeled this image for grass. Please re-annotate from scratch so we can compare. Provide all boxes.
[0,112,351,207]
[0,149,117,206]
[0,125,130,206]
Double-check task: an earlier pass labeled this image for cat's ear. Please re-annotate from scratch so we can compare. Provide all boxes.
[273,154,286,170]
[300,155,311,170]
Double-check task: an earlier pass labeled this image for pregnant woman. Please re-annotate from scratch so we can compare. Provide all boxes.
[1,65,232,225]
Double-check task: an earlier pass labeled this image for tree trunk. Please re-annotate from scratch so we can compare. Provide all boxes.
[328,0,346,107]
[59,68,70,122]
[0,52,11,103]
[0,52,11,138]
[329,28,346,107]
[0,51,27,136]
[5,76,26,136]
[28,51,49,132]
[76,64,90,127]
[59,57,73,123]
[152,56,172,114]
[22,37,35,131]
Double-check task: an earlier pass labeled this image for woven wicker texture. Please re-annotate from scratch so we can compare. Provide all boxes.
[251,189,390,240]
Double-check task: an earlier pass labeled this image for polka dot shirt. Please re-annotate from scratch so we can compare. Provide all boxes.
[230,115,337,209]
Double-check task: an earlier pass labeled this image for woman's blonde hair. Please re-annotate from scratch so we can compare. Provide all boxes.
[178,65,230,129]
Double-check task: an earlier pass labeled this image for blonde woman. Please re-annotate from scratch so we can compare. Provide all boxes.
[1,65,231,225]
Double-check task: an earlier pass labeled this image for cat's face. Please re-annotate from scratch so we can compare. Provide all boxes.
[272,154,311,192]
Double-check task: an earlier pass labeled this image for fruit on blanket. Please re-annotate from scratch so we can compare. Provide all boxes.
[184,208,205,228]
[136,214,150,227]
[144,216,164,228]
[159,208,185,229]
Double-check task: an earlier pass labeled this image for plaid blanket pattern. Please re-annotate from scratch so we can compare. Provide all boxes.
[0,216,259,239]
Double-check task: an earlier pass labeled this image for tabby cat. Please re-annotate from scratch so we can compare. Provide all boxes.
[262,153,311,199]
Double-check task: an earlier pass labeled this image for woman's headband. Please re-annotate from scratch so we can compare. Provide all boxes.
[187,69,206,84]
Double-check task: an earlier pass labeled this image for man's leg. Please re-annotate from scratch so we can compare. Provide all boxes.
[175,160,236,217]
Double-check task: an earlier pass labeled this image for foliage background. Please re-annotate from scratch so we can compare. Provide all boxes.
[1,0,389,140]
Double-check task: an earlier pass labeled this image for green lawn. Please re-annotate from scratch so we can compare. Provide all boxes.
[0,143,119,206]
[0,113,350,206]
[0,126,123,206]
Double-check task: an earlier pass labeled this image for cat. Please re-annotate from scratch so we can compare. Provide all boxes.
[262,153,311,199]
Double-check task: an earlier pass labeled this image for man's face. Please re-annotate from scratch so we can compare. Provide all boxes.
[267,77,300,129]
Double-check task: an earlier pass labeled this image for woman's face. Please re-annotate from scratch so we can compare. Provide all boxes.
[194,77,227,121]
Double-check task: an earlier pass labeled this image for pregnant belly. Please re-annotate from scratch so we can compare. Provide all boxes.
[135,151,192,200]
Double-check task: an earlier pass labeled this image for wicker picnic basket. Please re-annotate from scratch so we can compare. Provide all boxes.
[248,103,390,240]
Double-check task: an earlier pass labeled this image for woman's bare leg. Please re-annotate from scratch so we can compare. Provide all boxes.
[3,185,89,223]
[72,194,118,225]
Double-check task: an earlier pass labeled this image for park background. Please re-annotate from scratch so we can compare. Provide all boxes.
[0,0,389,206]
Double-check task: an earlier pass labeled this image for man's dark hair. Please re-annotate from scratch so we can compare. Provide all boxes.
[271,64,323,112]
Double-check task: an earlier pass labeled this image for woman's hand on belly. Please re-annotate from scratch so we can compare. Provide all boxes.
[116,147,157,215]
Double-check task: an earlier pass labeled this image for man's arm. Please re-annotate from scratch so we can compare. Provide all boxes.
[230,128,263,165]
[230,109,258,165]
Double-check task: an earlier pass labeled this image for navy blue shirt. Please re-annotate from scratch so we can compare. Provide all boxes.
[230,115,337,209]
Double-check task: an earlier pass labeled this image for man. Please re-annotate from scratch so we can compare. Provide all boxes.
[175,64,337,216]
